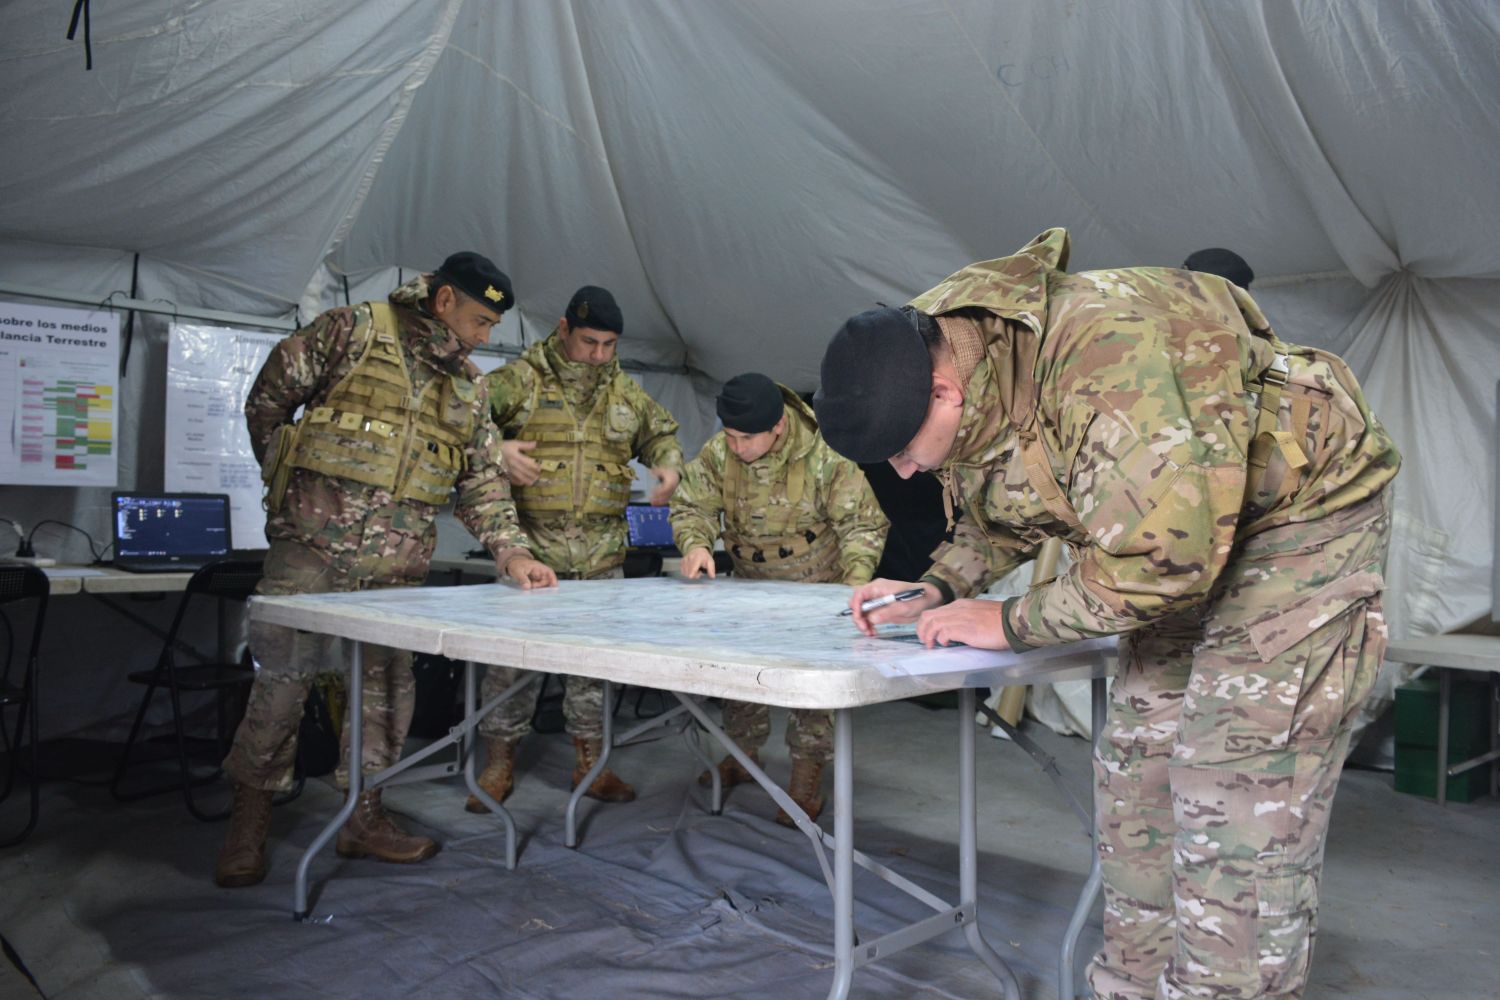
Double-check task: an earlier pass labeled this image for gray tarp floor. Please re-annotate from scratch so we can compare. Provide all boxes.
[2,698,1497,999]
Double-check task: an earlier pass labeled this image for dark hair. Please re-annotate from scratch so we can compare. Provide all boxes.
[904,306,943,353]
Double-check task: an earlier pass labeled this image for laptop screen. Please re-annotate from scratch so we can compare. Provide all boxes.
[625,503,675,548]
[112,493,232,564]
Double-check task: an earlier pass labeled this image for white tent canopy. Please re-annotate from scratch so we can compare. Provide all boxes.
[2,1,1497,693]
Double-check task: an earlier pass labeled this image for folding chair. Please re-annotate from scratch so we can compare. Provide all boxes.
[0,564,48,848]
[111,557,301,820]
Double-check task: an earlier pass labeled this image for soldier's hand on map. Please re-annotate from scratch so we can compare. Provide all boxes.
[679,546,716,579]
[505,556,557,589]
[500,439,541,486]
[648,466,680,505]
[846,579,941,636]
[915,599,1011,651]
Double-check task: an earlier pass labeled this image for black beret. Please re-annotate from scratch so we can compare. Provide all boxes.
[1183,248,1254,289]
[716,373,784,434]
[566,285,624,335]
[434,251,514,313]
[813,307,932,464]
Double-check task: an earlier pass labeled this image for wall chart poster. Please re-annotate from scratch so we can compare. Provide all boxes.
[0,301,120,487]
[165,323,284,549]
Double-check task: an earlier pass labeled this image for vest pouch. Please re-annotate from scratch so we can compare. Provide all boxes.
[262,423,299,515]
[603,401,637,443]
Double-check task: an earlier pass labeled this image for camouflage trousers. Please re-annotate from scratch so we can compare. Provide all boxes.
[1089,496,1391,1000]
[719,702,833,762]
[478,566,622,743]
[222,540,417,792]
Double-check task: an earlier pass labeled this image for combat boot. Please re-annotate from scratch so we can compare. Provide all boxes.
[697,750,760,788]
[571,737,636,802]
[775,754,826,828]
[465,737,519,813]
[214,781,275,888]
[335,789,439,863]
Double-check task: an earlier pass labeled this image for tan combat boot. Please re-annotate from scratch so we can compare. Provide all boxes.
[465,737,519,813]
[571,737,636,802]
[775,755,826,828]
[697,750,760,789]
[335,789,439,863]
[214,782,275,888]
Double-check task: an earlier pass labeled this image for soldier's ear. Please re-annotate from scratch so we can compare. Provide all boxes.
[931,373,965,407]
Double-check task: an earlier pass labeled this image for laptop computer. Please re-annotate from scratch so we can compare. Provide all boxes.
[111,492,233,573]
[625,503,677,552]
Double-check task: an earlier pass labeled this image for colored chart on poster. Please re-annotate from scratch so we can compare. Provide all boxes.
[0,302,120,487]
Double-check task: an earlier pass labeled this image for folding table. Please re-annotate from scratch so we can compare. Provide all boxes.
[251,577,1114,1000]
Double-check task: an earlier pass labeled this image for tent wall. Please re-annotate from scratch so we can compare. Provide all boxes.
[3,1,1498,742]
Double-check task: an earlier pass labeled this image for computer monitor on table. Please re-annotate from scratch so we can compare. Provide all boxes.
[625,503,676,552]
[111,492,232,572]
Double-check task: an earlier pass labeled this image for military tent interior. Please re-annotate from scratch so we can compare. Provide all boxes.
[1,2,1496,998]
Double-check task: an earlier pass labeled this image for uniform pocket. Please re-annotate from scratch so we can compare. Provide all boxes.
[1179,571,1382,764]
[1251,868,1317,994]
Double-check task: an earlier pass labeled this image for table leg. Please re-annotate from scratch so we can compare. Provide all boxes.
[462,660,518,869]
[566,679,616,849]
[680,720,722,815]
[1059,672,1108,1000]
[294,640,364,920]
[827,707,855,1000]
[957,688,1021,1000]
[1437,668,1450,808]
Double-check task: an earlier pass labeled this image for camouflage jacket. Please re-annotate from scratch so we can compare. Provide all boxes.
[246,275,534,587]
[914,229,1401,649]
[486,332,683,575]
[671,387,887,585]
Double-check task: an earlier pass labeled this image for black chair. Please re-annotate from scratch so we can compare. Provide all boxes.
[0,564,48,848]
[111,557,300,820]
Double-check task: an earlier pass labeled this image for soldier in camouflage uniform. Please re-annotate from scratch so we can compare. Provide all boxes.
[215,253,557,889]
[467,286,683,811]
[817,229,1400,999]
[671,373,887,826]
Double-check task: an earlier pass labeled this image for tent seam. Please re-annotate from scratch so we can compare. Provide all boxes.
[324,0,465,256]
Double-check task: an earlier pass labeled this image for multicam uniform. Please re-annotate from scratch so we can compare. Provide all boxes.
[671,387,888,759]
[478,331,683,742]
[911,230,1400,1000]
[224,275,533,792]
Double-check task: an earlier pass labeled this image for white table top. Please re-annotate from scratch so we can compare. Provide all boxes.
[1385,634,1500,673]
[250,578,1115,709]
[43,564,195,595]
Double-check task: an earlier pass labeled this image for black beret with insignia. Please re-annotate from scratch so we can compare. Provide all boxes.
[814,306,932,464]
[566,285,624,335]
[716,373,784,434]
[435,251,514,313]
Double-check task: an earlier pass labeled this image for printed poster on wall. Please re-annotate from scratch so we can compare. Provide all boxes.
[0,301,120,486]
[164,323,284,549]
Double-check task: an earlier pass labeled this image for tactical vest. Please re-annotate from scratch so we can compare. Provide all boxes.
[286,302,476,506]
[719,445,842,583]
[511,363,635,520]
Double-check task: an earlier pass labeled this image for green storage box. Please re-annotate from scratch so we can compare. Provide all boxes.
[1392,676,1492,754]
[1394,744,1491,803]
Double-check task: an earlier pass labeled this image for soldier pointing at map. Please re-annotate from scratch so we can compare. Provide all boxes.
[216,252,555,889]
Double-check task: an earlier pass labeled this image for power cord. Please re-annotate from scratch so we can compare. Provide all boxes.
[21,520,105,563]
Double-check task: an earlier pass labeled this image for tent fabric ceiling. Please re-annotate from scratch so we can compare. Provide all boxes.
[1,0,1498,667]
